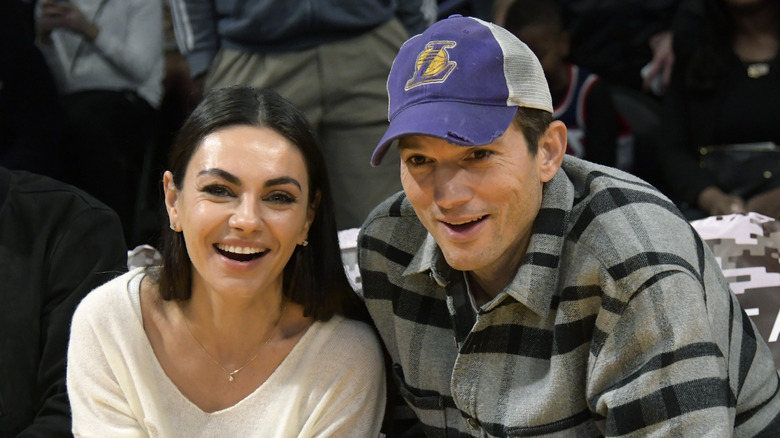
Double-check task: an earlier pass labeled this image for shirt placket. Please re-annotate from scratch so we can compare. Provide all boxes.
[444,272,493,437]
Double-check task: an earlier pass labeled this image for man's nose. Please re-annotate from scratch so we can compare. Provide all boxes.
[433,166,472,210]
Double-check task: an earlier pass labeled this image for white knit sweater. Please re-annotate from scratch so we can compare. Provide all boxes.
[67,268,386,437]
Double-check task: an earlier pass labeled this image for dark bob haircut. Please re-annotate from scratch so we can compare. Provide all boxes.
[150,85,365,322]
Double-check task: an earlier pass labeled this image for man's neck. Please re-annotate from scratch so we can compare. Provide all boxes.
[465,274,492,308]
[466,263,520,308]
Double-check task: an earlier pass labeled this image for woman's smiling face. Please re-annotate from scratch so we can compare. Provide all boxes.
[164,125,315,301]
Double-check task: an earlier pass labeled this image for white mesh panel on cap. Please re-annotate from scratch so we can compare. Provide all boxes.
[477,18,553,113]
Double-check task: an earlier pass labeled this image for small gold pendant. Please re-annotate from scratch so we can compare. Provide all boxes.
[228,375,235,382]
[747,63,770,78]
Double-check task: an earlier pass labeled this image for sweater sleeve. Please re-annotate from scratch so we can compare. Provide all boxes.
[301,320,387,438]
[67,281,148,438]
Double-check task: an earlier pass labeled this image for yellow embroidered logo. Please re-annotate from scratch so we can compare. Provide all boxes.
[405,41,457,90]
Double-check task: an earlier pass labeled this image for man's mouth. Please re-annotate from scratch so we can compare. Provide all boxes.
[215,244,267,262]
[443,215,486,232]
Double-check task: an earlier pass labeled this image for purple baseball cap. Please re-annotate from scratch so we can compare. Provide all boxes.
[370,15,553,166]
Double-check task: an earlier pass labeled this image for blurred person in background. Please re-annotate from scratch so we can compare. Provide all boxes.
[35,0,164,245]
[659,0,780,220]
[503,0,623,169]
[0,1,62,178]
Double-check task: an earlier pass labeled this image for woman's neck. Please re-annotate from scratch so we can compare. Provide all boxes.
[183,284,286,356]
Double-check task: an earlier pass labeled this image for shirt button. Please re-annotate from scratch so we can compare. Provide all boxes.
[466,417,479,429]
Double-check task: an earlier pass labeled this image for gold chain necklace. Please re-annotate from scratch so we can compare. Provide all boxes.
[180,301,287,382]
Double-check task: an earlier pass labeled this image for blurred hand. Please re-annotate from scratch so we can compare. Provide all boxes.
[38,0,99,43]
[747,187,780,220]
[642,30,675,95]
[698,186,747,216]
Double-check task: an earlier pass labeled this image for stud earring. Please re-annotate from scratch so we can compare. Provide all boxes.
[170,224,179,232]
[301,239,308,247]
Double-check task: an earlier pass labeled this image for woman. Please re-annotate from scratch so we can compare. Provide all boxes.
[659,0,780,220]
[66,86,386,436]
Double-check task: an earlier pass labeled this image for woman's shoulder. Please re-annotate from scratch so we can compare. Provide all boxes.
[308,315,384,361]
[73,268,145,324]
[322,315,380,341]
[278,315,385,396]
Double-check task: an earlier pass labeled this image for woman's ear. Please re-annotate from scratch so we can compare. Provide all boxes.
[303,191,321,239]
[163,171,180,230]
[537,120,567,183]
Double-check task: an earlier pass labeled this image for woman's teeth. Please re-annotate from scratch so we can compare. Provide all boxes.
[217,244,263,255]
[215,244,265,262]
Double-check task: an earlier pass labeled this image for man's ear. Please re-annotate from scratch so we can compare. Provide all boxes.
[537,120,567,183]
[163,171,180,229]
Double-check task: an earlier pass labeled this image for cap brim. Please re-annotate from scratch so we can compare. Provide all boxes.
[370,101,518,166]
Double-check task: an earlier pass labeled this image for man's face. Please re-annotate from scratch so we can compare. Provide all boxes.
[399,121,559,293]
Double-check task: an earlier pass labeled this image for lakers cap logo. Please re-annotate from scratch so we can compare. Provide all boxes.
[405,41,457,90]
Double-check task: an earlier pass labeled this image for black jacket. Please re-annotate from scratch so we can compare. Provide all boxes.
[0,167,127,437]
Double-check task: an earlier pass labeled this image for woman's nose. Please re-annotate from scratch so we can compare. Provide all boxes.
[228,198,262,232]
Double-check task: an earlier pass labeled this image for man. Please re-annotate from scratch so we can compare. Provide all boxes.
[0,166,127,436]
[358,15,780,436]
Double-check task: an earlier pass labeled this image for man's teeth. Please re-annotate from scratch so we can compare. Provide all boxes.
[217,244,264,255]
[448,216,484,226]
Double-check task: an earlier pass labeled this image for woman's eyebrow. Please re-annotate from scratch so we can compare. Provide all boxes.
[265,176,301,190]
[197,169,301,190]
[198,168,240,185]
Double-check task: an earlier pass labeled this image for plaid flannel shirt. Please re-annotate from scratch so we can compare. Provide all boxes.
[358,156,780,437]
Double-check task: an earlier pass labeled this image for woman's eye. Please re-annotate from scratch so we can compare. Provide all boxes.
[266,191,296,204]
[202,184,234,197]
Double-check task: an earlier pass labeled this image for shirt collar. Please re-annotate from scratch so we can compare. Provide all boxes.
[403,233,449,285]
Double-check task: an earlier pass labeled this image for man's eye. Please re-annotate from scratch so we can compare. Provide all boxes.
[407,155,429,166]
[471,150,492,160]
[202,185,233,197]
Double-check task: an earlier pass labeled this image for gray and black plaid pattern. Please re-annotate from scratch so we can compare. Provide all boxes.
[359,156,780,437]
